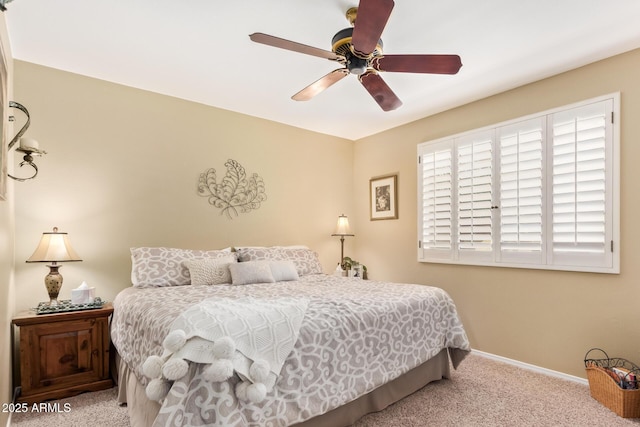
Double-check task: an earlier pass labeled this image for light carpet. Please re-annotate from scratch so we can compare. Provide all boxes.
[11,353,640,426]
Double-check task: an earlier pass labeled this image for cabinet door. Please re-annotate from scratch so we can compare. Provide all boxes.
[21,317,107,393]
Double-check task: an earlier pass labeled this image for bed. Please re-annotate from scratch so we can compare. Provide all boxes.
[110,246,470,426]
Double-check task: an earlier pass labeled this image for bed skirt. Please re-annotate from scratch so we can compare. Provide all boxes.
[116,348,460,427]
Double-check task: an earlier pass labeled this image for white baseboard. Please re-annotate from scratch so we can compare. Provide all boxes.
[471,349,588,386]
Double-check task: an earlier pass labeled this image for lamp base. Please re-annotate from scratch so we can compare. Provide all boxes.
[44,264,63,306]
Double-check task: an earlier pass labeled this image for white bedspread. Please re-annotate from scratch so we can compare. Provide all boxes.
[143,296,308,402]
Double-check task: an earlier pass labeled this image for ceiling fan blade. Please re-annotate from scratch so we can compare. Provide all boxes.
[359,71,402,111]
[351,0,395,57]
[292,69,349,101]
[371,54,462,74]
[250,33,344,61]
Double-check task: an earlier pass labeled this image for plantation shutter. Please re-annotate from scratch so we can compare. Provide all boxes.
[498,118,545,264]
[550,99,613,269]
[417,94,618,273]
[457,132,493,261]
[419,141,454,260]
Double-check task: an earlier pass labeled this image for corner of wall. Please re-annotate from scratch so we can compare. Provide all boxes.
[0,11,16,426]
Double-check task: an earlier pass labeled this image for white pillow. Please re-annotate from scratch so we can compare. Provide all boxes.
[269,260,299,282]
[236,247,323,276]
[229,261,275,286]
[183,255,237,286]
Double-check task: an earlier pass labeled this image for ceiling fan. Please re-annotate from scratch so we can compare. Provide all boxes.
[249,0,462,111]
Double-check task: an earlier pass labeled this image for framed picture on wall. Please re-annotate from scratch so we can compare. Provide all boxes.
[369,174,398,220]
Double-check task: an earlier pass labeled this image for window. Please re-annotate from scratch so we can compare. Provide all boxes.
[418,94,619,273]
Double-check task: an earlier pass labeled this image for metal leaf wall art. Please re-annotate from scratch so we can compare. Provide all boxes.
[197,159,267,219]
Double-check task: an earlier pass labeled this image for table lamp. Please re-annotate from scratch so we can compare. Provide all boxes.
[26,227,82,306]
[331,214,354,268]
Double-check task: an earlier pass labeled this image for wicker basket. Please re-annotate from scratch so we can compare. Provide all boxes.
[584,348,640,418]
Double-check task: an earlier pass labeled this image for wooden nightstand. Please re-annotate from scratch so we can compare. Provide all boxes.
[12,303,114,404]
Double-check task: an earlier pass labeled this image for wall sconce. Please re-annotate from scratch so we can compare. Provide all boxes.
[7,101,46,181]
[331,214,354,268]
[0,0,14,12]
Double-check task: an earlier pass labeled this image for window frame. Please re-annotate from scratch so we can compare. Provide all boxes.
[417,93,620,274]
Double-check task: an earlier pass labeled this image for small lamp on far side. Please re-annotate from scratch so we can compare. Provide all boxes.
[26,227,82,306]
[331,214,354,268]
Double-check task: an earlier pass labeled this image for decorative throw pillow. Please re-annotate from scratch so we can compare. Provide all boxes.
[183,255,237,286]
[228,261,276,286]
[269,260,299,282]
[130,247,235,287]
[237,247,323,276]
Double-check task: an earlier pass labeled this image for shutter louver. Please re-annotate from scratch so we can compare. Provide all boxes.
[552,103,607,256]
[421,146,453,251]
[499,120,544,257]
[457,137,493,252]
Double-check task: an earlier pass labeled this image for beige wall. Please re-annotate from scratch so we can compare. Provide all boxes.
[353,48,640,378]
[12,61,355,311]
[0,14,14,426]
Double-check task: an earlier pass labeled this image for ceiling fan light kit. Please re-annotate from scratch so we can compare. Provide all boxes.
[249,0,462,111]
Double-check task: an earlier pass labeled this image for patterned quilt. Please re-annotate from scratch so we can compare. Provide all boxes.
[111,274,470,426]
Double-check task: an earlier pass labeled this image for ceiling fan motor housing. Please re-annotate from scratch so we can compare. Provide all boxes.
[331,27,383,75]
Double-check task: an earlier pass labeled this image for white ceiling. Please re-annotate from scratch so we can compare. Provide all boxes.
[5,0,640,140]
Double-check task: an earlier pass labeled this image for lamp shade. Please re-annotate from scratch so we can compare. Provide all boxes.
[26,227,82,263]
[332,214,354,237]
